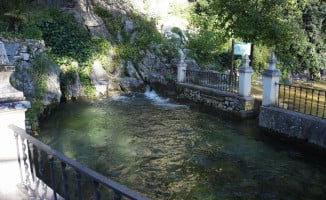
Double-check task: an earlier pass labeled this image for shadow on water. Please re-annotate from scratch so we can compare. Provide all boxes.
[39,91,326,200]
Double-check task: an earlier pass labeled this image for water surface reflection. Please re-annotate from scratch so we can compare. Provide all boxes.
[40,93,326,199]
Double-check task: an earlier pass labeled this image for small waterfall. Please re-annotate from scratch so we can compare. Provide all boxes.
[144,85,169,104]
[144,85,189,109]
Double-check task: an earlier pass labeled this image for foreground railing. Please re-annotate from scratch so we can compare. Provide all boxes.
[9,125,151,200]
[183,70,239,94]
[277,84,326,119]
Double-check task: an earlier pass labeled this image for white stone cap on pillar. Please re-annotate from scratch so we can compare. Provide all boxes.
[262,52,281,77]
[268,52,277,70]
[238,55,253,73]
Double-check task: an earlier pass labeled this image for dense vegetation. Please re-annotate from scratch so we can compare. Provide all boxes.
[0,0,181,119]
[187,0,325,80]
[0,0,178,83]
[93,6,178,64]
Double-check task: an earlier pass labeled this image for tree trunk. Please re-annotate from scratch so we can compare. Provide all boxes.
[7,17,16,32]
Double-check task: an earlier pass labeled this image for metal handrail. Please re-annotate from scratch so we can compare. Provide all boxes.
[183,69,239,94]
[9,125,151,200]
[277,83,326,119]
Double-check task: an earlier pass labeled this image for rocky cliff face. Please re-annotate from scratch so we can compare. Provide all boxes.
[85,0,194,95]
[10,0,197,100]
[56,0,195,96]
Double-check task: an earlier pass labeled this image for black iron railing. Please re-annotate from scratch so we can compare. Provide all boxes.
[183,70,239,94]
[9,125,151,200]
[277,84,326,119]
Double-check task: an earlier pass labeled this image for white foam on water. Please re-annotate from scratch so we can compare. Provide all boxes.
[144,85,189,110]
[111,94,129,101]
[144,85,169,104]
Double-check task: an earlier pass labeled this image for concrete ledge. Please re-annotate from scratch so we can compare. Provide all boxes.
[259,106,326,148]
[0,101,31,112]
[177,82,240,99]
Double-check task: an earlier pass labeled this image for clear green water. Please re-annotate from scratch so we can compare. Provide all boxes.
[39,92,326,200]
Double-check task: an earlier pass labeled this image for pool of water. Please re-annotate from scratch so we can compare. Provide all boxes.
[39,92,326,199]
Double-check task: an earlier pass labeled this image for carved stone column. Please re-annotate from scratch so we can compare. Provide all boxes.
[262,52,281,106]
[238,55,253,97]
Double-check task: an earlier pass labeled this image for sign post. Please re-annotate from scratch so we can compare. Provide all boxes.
[231,40,252,75]
[231,40,235,76]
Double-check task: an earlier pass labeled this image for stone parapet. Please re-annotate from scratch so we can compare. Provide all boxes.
[259,106,326,148]
[0,101,31,112]
[177,83,260,119]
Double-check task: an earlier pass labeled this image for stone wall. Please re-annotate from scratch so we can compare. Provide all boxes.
[177,83,260,119]
[1,38,61,105]
[259,106,326,148]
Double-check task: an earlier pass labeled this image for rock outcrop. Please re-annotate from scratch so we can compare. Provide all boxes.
[1,38,61,106]
[90,60,110,95]
[7,0,197,100]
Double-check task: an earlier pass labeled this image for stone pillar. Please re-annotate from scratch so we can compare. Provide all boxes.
[262,52,281,106]
[238,55,253,97]
[0,41,30,198]
[177,60,187,82]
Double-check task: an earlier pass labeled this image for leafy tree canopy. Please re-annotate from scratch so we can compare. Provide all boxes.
[189,0,325,79]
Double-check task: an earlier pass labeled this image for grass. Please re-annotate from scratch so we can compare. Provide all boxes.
[313,81,326,90]
[278,84,326,118]
[251,83,263,99]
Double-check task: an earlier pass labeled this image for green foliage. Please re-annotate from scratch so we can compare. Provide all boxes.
[27,53,55,118]
[95,6,178,66]
[37,10,118,97]
[79,68,95,96]
[0,5,112,97]
[0,0,32,32]
[252,44,270,73]
[0,0,48,39]
[59,61,77,98]
[116,44,138,60]
[188,0,325,80]
[159,39,179,62]
[187,29,225,66]
[94,6,123,40]
[171,27,183,37]
[301,0,326,77]
[39,10,92,63]
[276,0,325,79]
[208,0,302,45]
[188,1,231,68]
